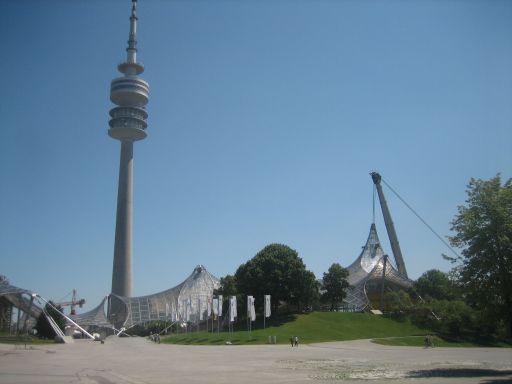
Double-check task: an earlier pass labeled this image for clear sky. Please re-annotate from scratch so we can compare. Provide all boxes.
[1,0,510,312]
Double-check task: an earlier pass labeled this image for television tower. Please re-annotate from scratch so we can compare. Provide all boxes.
[109,0,149,298]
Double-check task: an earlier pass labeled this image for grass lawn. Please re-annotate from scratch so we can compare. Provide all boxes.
[162,312,426,345]
[0,336,55,345]
[162,312,511,347]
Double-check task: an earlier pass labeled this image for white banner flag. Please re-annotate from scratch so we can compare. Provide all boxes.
[207,298,212,317]
[230,296,237,322]
[248,296,256,322]
[199,298,203,321]
[265,295,271,318]
[212,298,219,316]
[218,295,223,317]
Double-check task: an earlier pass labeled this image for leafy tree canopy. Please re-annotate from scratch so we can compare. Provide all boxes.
[213,274,242,317]
[383,290,413,318]
[414,269,458,301]
[449,174,512,336]
[321,263,349,310]
[34,302,66,339]
[235,243,317,312]
[214,275,238,297]
[432,300,476,337]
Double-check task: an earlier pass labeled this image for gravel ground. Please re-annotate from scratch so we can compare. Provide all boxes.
[0,337,511,383]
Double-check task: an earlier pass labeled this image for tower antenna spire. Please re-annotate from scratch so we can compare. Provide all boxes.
[127,0,138,64]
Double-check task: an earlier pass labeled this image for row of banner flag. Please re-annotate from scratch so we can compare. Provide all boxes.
[169,295,271,323]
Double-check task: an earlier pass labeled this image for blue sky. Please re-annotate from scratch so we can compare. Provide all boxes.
[1,0,510,312]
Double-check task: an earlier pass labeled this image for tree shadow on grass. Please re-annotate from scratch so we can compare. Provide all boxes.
[438,334,512,348]
[407,368,512,381]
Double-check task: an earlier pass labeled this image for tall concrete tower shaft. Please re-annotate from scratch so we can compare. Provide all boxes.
[109,0,149,298]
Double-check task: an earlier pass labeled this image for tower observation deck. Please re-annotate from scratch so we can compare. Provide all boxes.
[109,0,149,299]
[109,0,149,142]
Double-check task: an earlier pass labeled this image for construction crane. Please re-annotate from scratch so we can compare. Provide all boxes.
[56,289,85,315]
[370,172,408,279]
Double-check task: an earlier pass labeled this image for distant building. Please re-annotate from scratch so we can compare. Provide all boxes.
[74,265,220,329]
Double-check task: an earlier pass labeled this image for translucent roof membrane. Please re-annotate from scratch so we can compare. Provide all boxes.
[112,265,220,327]
[343,224,412,311]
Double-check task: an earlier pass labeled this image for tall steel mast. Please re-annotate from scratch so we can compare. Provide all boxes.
[370,172,408,278]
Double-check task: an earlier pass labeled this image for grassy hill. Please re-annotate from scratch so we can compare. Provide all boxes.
[162,312,427,345]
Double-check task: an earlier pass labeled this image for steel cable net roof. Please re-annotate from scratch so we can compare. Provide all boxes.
[111,265,220,328]
[344,224,412,311]
[0,277,32,296]
[71,297,112,328]
[0,278,41,319]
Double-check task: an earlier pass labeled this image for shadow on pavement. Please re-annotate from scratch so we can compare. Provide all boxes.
[407,368,512,381]
[481,379,512,384]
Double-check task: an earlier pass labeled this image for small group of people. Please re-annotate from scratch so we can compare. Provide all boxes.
[150,333,161,344]
[290,335,299,347]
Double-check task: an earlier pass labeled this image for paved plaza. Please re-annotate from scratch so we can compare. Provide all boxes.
[0,337,511,384]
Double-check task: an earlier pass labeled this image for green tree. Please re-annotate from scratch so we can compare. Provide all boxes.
[411,299,476,337]
[414,269,458,301]
[449,175,512,336]
[293,269,320,311]
[410,301,438,330]
[432,300,476,337]
[321,263,349,310]
[34,302,66,339]
[235,243,317,313]
[214,275,238,297]
[383,290,413,319]
[213,274,241,318]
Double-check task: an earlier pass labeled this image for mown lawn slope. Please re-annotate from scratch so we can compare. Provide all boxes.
[162,312,425,345]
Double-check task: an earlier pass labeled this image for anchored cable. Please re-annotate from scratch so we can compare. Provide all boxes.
[380,178,460,259]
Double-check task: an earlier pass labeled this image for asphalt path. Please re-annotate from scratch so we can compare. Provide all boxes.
[0,337,511,383]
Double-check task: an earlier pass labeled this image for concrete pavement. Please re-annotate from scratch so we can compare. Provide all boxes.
[0,337,511,383]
